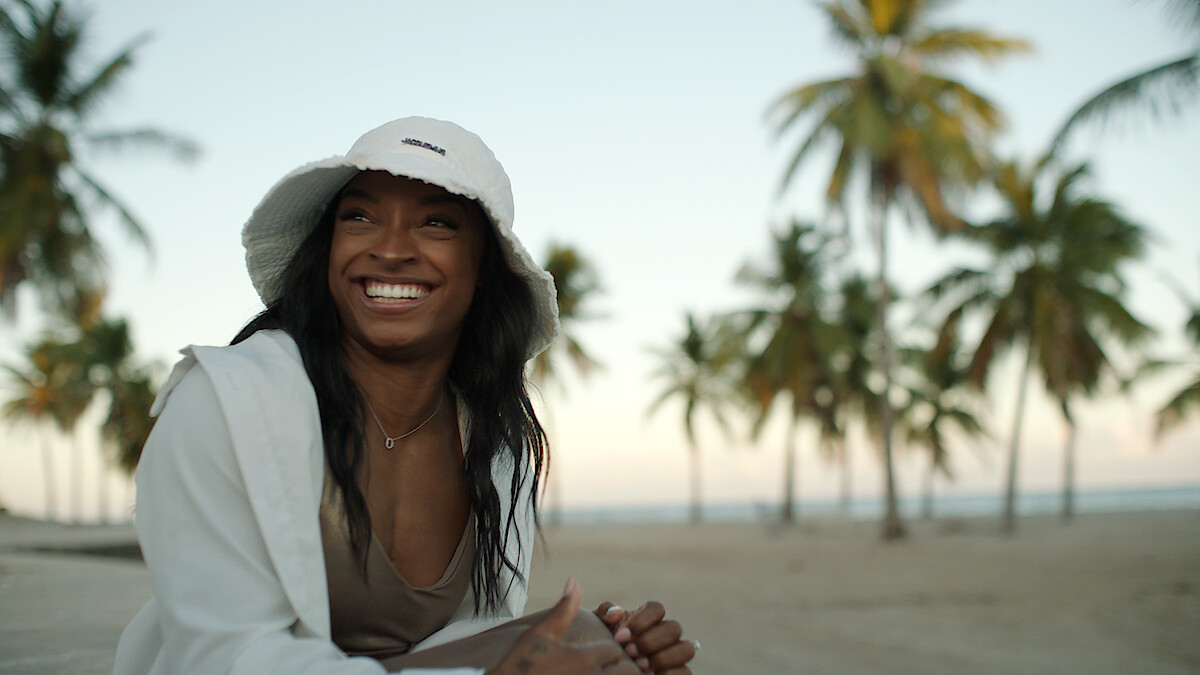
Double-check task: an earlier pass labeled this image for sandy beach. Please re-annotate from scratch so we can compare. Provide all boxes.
[1,509,1197,674]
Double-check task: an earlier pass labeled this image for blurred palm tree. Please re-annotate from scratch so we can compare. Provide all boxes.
[738,222,841,524]
[767,0,1029,539]
[0,0,196,320]
[928,160,1151,532]
[1049,0,1200,157]
[1154,259,1200,438]
[530,243,602,392]
[3,334,91,521]
[647,312,735,524]
[825,271,880,515]
[897,308,987,519]
[3,314,157,522]
[77,316,157,521]
[530,243,602,524]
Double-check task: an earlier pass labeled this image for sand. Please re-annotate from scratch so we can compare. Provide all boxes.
[526,511,1200,674]
[1,509,1197,674]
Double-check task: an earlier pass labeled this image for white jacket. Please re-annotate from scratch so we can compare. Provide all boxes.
[113,330,533,675]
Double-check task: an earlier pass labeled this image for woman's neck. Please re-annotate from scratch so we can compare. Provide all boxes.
[341,340,452,431]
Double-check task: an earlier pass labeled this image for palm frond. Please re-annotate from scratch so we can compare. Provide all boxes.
[73,168,153,252]
[65,33,150,117]
[1156,371,1200,439]
[86,128,201,162]
[1050,53,1200,156]
[911,29,1032,64]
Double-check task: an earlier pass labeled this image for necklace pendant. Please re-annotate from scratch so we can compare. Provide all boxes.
[364,389,445,451]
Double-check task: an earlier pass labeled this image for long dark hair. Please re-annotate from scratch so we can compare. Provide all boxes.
[232,196,546,613]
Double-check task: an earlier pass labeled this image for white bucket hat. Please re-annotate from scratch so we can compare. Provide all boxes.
[242,116,560,358]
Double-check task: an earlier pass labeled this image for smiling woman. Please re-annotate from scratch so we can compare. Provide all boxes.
[111,117,696,675]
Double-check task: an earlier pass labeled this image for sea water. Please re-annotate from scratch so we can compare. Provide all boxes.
[558,484,1200,524]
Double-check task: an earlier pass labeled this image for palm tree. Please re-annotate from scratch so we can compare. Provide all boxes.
[737,221,841,524]
[3,334,92,521]
[1049,0,1200,157]
[102,365,156,475]
[77,316,157,521]
[4,313,157,522]
[530,243,602,392]
[767,0,1029,539]
[1154,259,1200,438]
[825,271,880,515]
[529,243,602,523]
[928,160,1151,533]
[897,308,987,519]
[0,0,196,320]
[647,312,734,523]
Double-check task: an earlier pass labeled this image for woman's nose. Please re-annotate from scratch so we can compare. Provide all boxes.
[370,224,417,265]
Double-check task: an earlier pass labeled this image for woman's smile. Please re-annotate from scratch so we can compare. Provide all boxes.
[362,279,432,303]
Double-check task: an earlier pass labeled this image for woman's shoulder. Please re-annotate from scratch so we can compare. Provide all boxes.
[193,329,304,377]
[151,329,308,417]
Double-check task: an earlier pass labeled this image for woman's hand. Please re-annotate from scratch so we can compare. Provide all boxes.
[490,579,639,675]
[595,601,695,674]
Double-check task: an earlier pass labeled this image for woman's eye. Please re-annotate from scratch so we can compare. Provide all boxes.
[336,210,371,223]
[424,218,457,230]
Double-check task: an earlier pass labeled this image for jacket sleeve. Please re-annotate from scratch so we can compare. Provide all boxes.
[134,367,483,675]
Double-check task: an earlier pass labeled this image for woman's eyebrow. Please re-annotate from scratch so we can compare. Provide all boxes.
[419,194,471,211]
[339,188,469,211]
[339,187,378,204]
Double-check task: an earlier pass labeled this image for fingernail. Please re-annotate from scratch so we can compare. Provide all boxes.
[636,656,650,671]
[605,605,623,617]
[562,577,577,597]
[626,643,639,657]
[614,627,631,643]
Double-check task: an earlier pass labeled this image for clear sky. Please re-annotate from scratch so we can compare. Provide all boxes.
[1,0,1198,521]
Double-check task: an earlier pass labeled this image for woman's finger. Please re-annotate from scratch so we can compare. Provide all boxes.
[645,638,697,672]
[633,619,683,656]
[595,602,628,630]
[534,577,583,641]
[624,601,666,636]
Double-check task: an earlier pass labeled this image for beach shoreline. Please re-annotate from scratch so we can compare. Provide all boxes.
[2,508,1197,674]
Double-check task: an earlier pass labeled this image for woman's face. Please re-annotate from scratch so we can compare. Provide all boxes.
[327,171,488,361]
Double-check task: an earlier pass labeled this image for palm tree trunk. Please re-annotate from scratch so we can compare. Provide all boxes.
[688,442,702,524]
[1062,421,1077,522]
[921,459,935,520]
[71,439,83,525]
[873,191,905,541]
[781,408,800,524]
[41,431,57,523]
[838,439,852,518]
[1002,345,1035,534]
[97,451,110,525]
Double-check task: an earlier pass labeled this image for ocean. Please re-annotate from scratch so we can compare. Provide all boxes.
[557,484,1200,524]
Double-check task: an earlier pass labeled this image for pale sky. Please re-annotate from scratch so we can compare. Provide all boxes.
[2,0,1198,521]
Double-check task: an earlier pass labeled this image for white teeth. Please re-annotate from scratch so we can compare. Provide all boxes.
[364,281,429,301]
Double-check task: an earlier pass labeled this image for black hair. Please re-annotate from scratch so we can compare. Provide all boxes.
[232,194,546,613]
